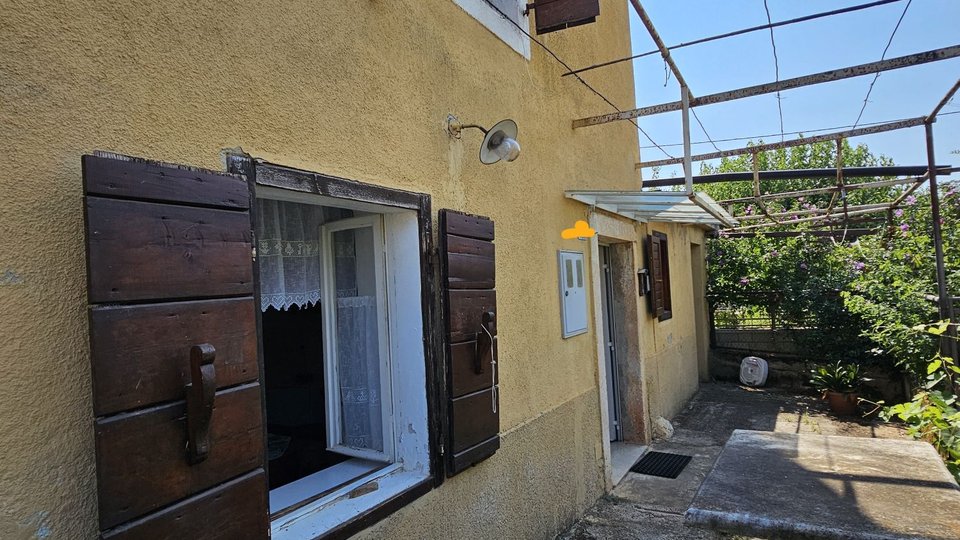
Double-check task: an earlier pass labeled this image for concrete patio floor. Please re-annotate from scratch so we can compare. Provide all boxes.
[557,382,908,540]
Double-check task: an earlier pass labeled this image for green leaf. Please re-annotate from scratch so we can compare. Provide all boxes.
[929,359,943,375]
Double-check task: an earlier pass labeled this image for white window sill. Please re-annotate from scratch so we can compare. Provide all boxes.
[269,458,388,516]
[453,0,531,59]
[270,465,429,540]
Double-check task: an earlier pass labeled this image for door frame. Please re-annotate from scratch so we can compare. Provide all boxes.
[599,244,622,442]
[587,211,650,491]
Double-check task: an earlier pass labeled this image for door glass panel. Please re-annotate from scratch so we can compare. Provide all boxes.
[565,258,574,288]
[332,226,384,452]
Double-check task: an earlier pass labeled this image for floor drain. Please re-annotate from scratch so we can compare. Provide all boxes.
[629,451,693,479]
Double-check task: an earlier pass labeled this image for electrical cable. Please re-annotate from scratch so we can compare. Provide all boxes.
[852,0,913,128]
[479,0,676,158]
[763,0,785,142]
[691,108,722,152]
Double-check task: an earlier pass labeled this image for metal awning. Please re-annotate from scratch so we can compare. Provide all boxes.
[565,190,738,228]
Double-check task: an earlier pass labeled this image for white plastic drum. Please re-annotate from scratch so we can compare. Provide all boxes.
[739,356,769,387]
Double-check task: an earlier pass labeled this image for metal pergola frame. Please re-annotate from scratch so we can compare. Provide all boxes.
[568,1,960,359]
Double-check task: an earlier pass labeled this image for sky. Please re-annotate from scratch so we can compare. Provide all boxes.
[606,0,960,180]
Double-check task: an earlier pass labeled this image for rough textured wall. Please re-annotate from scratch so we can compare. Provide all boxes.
[639,222,708,422]
[0,0,638,538]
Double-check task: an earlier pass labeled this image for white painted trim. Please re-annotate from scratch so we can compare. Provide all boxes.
[453,0,531,59]
[321,215,395,463]
[269,458,385,515]
[272,465,427,540]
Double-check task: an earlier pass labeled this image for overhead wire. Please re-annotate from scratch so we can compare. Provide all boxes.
[477,0,676,158]
[561,0,905,78]
[852,0,913,128]
[762,0,785,142]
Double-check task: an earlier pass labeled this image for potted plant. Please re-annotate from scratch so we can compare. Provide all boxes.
[809,361,865,416]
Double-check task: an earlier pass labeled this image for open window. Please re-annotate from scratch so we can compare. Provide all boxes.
[646,231,672,321]
[83,153,500,539]
[249,177,433,536]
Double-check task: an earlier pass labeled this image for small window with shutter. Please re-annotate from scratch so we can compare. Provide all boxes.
[559,250,588,338]
[645,232,673,322]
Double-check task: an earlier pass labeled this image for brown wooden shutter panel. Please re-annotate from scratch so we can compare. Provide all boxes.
[534,0,601,35]
[83,153,268,539]
[647,234,665,318]
[439,210,499,475]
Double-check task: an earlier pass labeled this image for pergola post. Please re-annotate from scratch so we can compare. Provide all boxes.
[924,121,958,362]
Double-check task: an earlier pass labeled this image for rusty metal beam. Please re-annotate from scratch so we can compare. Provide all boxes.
[928,78,960,122]
[925,122,958,362]
[644,165,944,188]
[734,203,890,222]
[636,117,927,168]
[719,176,923,205]
[731,205,890,231]
[628,0,692,96]
[718,229,878,239]
[562,0,904,78]
[574,45,960,128]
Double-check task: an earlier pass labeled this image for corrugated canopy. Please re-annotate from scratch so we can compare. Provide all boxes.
[565,190,738,227]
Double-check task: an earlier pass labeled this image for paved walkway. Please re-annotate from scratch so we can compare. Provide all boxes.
[557,383,907,540]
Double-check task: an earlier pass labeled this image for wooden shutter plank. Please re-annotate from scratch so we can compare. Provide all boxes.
[96,383,264,529]
[535,0,600,34]
[443,212,494,241]
[101,470,268,540]
[82,154,249,209]
[445,235,495,289]
[86,197,253,303]
[450,389,498,453]
[449,341,498,398]
[89,298,258,416]
[447,290,497,343]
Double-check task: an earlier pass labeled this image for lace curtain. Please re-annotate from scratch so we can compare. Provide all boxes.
[255,199,350,312]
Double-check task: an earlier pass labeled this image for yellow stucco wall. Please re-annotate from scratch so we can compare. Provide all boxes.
[0,1,655,538]
[639,222,709,422]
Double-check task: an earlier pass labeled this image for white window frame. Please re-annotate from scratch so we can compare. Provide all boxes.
[453,0,531,59]
[255,187,430,538]
[320,215,395,463]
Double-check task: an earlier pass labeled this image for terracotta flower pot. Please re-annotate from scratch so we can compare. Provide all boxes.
[824,391,860,416]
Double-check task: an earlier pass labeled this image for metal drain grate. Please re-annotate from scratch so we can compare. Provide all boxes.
[629,451,693,479]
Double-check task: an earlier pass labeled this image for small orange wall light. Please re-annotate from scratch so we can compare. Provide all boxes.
[562,220,596,240]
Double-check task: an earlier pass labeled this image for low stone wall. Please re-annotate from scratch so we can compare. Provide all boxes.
[710,348,909,402]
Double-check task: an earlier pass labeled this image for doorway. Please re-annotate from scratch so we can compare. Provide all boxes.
[599,245,622,442]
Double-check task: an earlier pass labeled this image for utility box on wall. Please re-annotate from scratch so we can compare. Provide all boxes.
[558,250,587,338]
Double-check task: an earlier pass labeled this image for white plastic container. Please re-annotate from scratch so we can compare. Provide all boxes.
[739,356,769,387]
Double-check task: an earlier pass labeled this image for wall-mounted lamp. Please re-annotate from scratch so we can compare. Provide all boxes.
[447,115,521,165]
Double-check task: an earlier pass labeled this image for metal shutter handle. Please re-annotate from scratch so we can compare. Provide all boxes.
[186,343,216,464]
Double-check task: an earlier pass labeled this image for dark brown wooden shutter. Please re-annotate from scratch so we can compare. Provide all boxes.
[83,153,268,539]
[533,0,600,35]
[646,232,673,321]
[439,210,499,475]
[646,233,665,318]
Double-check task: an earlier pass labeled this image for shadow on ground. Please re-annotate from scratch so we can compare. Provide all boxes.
[557,382,906,540]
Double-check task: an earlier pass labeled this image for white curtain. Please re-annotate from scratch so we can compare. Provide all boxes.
[336,296,383,451]
[255,200,347,312]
